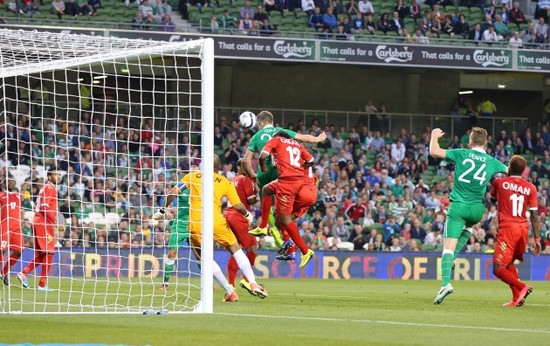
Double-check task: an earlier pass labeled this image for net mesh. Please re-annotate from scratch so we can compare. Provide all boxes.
[0,29,212,313]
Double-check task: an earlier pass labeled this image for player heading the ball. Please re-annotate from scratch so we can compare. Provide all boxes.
[242,110,326,251]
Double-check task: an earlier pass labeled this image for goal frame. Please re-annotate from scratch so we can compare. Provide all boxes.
[0,30,215,314]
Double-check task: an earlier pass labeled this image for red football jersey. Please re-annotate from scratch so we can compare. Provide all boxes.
[491,176,538,228]
[262,137,314,179]
[231,174,257,210]
[34,183,58,224]
[303,167,317,186]
[0,191,22,232]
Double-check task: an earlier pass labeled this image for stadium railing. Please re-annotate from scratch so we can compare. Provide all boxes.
[214,107,529,139]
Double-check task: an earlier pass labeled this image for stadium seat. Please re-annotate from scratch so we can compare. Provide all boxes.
[84,212,105,225]
[104,212,121,226]
[337,242,354,251]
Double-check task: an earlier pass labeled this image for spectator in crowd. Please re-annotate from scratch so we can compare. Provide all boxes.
[482,25,500,44]
[508,31,523,48]
[322,6,338,31]
[358,0,374,17]
[309,7,324,31]
[259,18,275,36]
[132,10,145,30]
[159,14,175,32]
[469,22,483,43]
[377,12,391,33]
[253,5,269,29]
[240,0,255,19]
[509,1,525,25]
[51,0,65,20]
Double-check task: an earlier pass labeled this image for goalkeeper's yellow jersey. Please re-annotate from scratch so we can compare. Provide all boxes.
[179,171,241,222]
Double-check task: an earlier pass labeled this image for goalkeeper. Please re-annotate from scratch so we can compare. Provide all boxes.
[158,167,195,291]
[242,110,326,248]
[153,155,268,301]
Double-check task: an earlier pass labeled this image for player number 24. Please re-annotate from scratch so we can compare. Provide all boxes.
[457,159,487,185]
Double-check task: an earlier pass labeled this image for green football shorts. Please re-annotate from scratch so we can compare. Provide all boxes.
[257,167,279,191]
[168,220,189,250]
[444,202,485,239]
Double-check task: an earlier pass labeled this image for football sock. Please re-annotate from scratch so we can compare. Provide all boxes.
[441,249,454,287]
[163,258,175,283]
[453,228,472,259]
[212,260,233,295]
[2,252,21,276]
[38,253,53,288]
[22,251,45,276]
[259,196,273,228]
[245,250,256,268]
[283,221,309,255]
[227,256,239,286]
[506,264,521,299]
[233,249,256,284]
[496,267,525,292]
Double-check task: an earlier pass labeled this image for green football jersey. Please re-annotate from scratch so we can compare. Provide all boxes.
[177,188,190,223]
[248,125,297,170]
[446,148,507,204]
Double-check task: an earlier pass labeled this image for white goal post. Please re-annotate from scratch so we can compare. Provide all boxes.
[0,29,214,314]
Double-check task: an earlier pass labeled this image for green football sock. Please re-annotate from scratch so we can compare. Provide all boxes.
[453,229,472,260]
[164,258,175,283]
[441,250,454,287]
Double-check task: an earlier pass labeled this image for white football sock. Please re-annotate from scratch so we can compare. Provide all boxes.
[212,260,233,295]
[233,249,256,284]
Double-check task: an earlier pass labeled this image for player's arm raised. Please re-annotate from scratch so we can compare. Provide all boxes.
[241,148,257,180]
[294,131,327,144]
[429,128,447,159]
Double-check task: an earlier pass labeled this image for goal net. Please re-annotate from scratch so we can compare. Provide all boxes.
[0,29,214,314]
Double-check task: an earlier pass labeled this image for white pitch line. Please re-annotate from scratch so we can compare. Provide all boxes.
[216,312,550,335]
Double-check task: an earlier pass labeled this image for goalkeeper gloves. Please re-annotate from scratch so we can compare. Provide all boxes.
[244,211,254,225]
[152,208,166,226]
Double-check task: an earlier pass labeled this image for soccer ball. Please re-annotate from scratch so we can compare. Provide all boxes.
[239,111,256,129]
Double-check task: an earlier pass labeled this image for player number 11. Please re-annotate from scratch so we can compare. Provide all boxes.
[509,193,524,217]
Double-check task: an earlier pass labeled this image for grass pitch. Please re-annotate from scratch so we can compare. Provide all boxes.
[1,279,549,346]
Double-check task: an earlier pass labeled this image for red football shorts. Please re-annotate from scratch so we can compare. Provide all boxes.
[1,225,24,252]
[493,223,528,266]
[273,178,304,216]
[34,224,56,253]
[224,209,257,249]
[292,183,317,218]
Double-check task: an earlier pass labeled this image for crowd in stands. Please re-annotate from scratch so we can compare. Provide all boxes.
[182,0,550,48]
[4,0,550,47]
[1,95,549,255]
[2,0,177,32]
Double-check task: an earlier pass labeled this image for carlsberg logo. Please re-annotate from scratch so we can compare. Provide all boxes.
[473,50,510,67]
[375,45,413,63]
[273,40,313,58]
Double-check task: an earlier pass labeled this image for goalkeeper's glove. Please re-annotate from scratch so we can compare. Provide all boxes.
[152,208,166,226]
[244,211,254,225]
